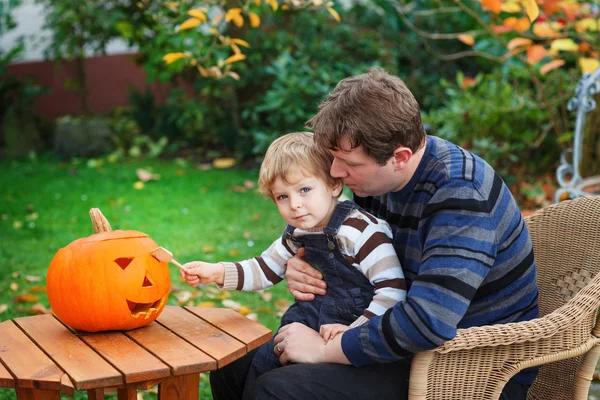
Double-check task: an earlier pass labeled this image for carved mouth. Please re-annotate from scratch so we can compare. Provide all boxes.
[127,296,166,319]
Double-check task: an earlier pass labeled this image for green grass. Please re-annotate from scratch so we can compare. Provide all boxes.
[0,157,293,400]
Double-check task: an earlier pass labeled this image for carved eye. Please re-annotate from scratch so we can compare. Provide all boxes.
[115,258,133,270]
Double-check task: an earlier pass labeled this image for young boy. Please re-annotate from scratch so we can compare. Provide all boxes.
[181,132,406,396]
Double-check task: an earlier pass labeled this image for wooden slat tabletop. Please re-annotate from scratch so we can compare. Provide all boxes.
[186,306,272,351]
[0,306,272,395]
[0,320,64,391]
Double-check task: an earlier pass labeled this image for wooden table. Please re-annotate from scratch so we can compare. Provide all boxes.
[0,306,272,400]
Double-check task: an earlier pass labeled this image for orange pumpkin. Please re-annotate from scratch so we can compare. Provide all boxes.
[46,209,171,332]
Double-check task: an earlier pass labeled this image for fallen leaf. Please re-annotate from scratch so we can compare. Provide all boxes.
[244,180,255,189]
[238,305,253,316]
[252,214,261,222]
[28,285,46,293]
[230,186,246,193]
[229,249,240,257]
[222,299,242,311]
[27,303,51,315]
[11,272,20,278]
[133,181,145,190]
[25,275,42,283]
[258,291,273,302]
[10,282,18,291]
[245,313,258,322]
[257,307,273,314]
[197,163,212,171]
[136,168,161,182]
[213,158,236,169]
[216,291,231,300]
[13,294,38,303]
[197,301,216,307]
[243,231,252,239]
[175,291,193,304]
[202,245,216,253]
[0,304,8,314]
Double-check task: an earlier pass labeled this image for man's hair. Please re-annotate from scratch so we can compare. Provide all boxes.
[306,67,427,165]
[258,132,341,200]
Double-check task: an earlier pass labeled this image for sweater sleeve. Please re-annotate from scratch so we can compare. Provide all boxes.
[220,235,298,291]
[337,210,407,329]
[342,181,498,365]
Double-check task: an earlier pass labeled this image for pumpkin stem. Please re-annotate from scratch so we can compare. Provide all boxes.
[89,208,113,233]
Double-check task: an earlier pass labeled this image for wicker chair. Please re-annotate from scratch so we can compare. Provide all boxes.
[408,196,600,400]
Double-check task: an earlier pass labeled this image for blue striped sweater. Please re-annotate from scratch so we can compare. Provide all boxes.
[341,136,539,385]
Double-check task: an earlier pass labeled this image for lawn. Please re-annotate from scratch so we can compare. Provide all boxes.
[0,156,294,400]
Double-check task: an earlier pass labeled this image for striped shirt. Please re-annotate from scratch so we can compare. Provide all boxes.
[221,208,407,327]
[341,136,539,385]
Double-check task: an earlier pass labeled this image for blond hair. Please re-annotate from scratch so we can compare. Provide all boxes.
[307,67,426,165]
[258,132,340,200]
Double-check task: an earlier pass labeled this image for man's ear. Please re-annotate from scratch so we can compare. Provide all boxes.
[392,147,413,171]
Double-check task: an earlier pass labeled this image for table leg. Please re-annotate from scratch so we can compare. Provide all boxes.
[158,373,199,400]
[15,388,60,400]
[88,388,104,400]
[117,388,137,400]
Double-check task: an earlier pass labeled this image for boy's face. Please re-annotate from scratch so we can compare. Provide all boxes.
[329,137,409,197]
[271,170,342,230]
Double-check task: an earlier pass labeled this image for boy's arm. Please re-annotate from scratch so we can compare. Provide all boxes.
[220,235,298,291]
[344,218,407,328]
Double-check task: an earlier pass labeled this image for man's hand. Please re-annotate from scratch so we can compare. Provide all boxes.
[286,248,327,301]
[319,323,350,344]
[273,323,327,365]
[180,261,224,286]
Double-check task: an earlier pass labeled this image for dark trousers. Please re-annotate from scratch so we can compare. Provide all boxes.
[210,349,529,400]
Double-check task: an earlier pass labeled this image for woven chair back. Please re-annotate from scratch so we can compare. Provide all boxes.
[524,196,600,399]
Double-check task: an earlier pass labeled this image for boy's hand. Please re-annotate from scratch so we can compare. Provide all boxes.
[180,262,225,286]
[319,323,350,344]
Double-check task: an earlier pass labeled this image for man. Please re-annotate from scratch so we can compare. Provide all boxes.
[211,67,538,400]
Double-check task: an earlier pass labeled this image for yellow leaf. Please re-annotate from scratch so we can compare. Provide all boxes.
[10,282,18,291]
[238,305,252,316]
[575,18,599,33]
[265,0,278,11]
[539,59,565,75]
[231,38,250,48]
[233,14,244,28]
[197,65,209,77]
[202,245,216,253]
[163,52,186,64]
[208,66,223,78]
[579,58,600,74]
[212,13,223,25]
[197,301,216,307]
[213,157,237,168]
[550,39,579,52]
[249,12,260,28]
[327,7,340,22]
[252,214,261,221]
[478,0,501,14]
[224,54,246,64]
[133,181,144,190]
[281,4,290,10]
[254,0,261,5]
[533,22,560,38]
[457,34,475,46]
[500,2,521,13]
[188,9,208,21]
[229,249,240,257]
[225,8,242,22]
[525,0,539,22]
[178,18,202,31]
[231,42,241,55]
[514,17,530,32]
[0,304,7,314]
[507,37,532,50]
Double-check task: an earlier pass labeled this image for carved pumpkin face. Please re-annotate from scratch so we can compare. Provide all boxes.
[46,230,171,332]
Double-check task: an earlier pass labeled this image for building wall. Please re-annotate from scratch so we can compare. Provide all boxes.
[2,0,158,118]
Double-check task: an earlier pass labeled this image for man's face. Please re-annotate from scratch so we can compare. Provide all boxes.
[329,138,402,197]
